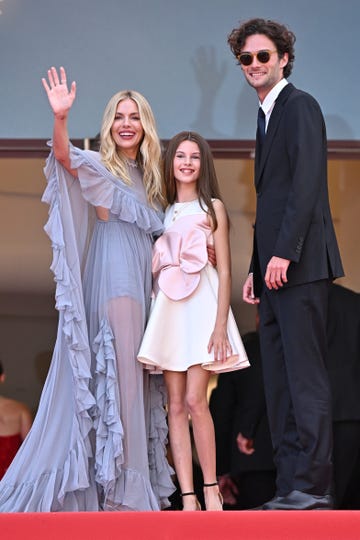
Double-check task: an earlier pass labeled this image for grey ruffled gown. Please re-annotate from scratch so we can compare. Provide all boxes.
[0,144,174,511]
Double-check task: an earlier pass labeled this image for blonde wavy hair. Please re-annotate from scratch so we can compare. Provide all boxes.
[99,90,164,207]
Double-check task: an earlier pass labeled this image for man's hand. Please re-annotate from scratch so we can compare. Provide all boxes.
[237,432,255,455]
[243,273,260,304]
[218,474,239,505]
[264,256,290,290]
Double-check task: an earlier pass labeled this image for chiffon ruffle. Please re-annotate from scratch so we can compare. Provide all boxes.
[0,146,173,512]
[69,145,164,237]
[0,152,97,511]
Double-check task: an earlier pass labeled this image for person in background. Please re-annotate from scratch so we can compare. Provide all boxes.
[138,131,249,510]
[0,361,32,479]
[228,18,344,510]
[0,66,174,512]
[210,311,276,509]
[326,283,360,509]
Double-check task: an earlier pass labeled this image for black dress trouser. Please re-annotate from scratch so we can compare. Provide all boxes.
[259,279,332,497]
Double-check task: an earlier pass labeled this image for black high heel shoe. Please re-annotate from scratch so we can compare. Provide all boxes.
[203,482,223,511]
[181,491,201,511]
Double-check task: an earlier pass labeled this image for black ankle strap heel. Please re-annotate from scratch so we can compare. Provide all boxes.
[181,492,201,510]
[203,482,223,509]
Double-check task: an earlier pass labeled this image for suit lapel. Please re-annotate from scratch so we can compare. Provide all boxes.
[255,83,295,190]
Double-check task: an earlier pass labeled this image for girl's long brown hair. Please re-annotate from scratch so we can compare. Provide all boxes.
[163,131,224,230]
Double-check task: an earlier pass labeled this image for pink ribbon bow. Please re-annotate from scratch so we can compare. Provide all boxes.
[152,227,209,300]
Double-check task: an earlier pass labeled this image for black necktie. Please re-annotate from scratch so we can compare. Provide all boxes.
[257,107,266,150]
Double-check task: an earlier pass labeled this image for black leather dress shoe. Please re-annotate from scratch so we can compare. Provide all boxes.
[261,496,289,510]
[263,490,333,510]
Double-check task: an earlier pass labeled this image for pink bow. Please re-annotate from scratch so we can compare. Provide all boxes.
[152,228,209,300]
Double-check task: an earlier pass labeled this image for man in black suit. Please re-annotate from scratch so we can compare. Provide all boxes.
[228,18,344,510]
[326,283,360,509]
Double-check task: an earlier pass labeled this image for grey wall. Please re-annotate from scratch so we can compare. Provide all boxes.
[0,0,358,140]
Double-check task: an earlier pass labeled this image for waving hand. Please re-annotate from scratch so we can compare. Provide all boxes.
[42,66,76,117]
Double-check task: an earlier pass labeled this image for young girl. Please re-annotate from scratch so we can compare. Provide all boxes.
[138,131,249,511]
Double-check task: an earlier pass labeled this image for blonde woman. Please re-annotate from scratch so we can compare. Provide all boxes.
[0,67,174,512]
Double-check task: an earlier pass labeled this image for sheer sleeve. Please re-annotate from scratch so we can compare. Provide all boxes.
[68,144,164,236]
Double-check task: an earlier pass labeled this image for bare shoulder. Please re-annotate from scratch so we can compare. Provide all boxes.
[0,396,32,437]
[212,198,225,211]
[212,199,227,215]
[212,198,228,224]
[0,396,30,414]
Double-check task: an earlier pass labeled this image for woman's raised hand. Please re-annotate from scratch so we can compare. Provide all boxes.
[42,66,76,117]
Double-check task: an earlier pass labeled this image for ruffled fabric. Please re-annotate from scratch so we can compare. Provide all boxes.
[72,145,174,510]
[92,319,124,492]
[43,155,95,460]
[0,152,98,511]
[90,318,174,510]
[69,145,164,236]
[0,146,173,512]
[147,376,175,508]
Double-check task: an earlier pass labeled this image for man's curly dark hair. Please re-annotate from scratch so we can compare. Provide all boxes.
[228,18,296,79]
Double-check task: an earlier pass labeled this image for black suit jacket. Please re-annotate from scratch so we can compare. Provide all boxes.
[210,332,274,476]
[251,83,344,296]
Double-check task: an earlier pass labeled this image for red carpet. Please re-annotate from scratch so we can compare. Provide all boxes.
[1,511,360,540]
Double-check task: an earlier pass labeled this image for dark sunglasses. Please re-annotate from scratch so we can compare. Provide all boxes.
[237,49,278,66]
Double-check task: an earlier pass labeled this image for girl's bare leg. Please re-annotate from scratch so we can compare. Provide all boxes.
[186,365,222,511]
[164,370,200,511]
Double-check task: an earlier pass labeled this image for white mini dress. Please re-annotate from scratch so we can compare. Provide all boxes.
[138,199,250,374]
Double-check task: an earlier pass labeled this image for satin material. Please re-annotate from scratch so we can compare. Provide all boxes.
[153,214,210,301]
[138,200,250,374]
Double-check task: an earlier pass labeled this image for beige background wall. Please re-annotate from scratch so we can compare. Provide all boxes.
[0,156,359,411]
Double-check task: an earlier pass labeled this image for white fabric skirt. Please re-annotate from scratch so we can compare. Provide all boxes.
[138,264,250,374]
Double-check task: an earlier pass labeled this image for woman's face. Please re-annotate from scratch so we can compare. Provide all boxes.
[173,140,201,187]
[111,98,144,159]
